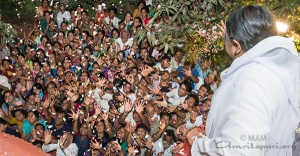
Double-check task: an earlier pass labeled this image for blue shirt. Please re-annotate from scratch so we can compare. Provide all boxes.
[47,118,73,140]
[176,66,200,89]
[74,135,90,156]
[195,63,211,79]
[22,119,47,141]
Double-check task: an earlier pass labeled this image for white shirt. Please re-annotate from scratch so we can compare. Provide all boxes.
[192,36,300,156]
[115,37,133,50]
[0,75,11,89]
[42,141,78,156]
[166,88,187,106]
[57,11,71,29]
[154,63,176,73]
[186,115,203,129]
[152,138,175,156]
[93,87,112,111]
[104,16,121,29]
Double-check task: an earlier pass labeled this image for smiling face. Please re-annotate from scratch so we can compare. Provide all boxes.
[55,113,65,126]
[80,123,88,136]
[96,121,105,133]
[4,92,13,103]
[27,112,38,125]
[136,127,147,139]
[61,99,69,110]
[15,110,25,122]
[33,62,41,72]
[35,124,45,138]
[178,83,188,97]
[28,94,36,105]
[117,127,125,139]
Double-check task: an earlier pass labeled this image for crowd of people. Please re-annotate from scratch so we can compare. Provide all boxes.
[0,0,221,155]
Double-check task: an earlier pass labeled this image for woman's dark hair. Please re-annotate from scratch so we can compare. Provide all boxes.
[83,46,93,55]
[137,0,146,8]
[200,84,211,93]
[43,11,51,16]
[32,60,42,68]
[26,110,40,119]
[111,28,120,38]
[32,83,44,92]
[81,10,88,16]
[136,123,149,132]
[64,44,73,50]
[35,123,45,130]
[2,90,13,97]
[67,30,75,37]
[12,109,27,118]
[46,81,57,90]
[40,35,49,42]
[134,17,143,25]
[80,70,90,78]
[58,30,65,37]
[186,93,199,107]
[82,30,90,36]
[181,80,192,93]
[27,92,36,99]
[160,112,171,119]
[42,61,50,67]
[0,118,8,125]
[24,44,33,51]
[225,5,277,51]
[165,129,176,142]
[37,48,45,54]
[141,6,149,14]
[2,58,11,66]
[35,75,44,82]
[108,6,117,15]
[124,11,132,19]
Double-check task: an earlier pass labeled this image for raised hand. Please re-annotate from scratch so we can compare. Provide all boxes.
[100,111,108,121]
[141,139,153,150]
[182,67,192,77]
[116,93,125,102]
[186,126,206,145]
[160,96,168,108]
[90,139,101,150]
[125,74,134,84]
[125,121,136,133]
[83,79,90,88]
[135,100,145,114]
[96,78,107,88]
[59,132,68,149]
[94,105,103,115]
[124,98,133,114]
[68,109,79,121]
[217,20,226,39]
[44,130,52,145]
[140,65,149,77]
[127,144,137,155]
[43,97,51,109]
[112,141,122,151]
